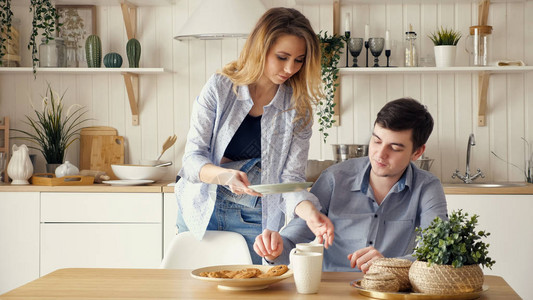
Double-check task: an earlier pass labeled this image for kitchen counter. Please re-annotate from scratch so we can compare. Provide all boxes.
[0,181,174,193]
[442,183,533,194]
[2,181,533,194]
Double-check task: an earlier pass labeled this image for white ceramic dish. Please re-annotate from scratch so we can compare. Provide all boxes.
[102,179,154,186]
[111,164,167,181]
[191,264,292,291]
[248,182,313,195]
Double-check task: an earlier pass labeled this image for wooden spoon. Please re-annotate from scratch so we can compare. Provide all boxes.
[156,134,177,160]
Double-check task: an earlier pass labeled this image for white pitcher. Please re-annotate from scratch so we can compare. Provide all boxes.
[7,144,34,185]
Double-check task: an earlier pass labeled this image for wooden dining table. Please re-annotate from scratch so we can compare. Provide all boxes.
[0,268,521,299]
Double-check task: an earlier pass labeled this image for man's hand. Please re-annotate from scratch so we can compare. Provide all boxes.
[295,200,334,248]
[253,229,284,261]
[347,246,384,274]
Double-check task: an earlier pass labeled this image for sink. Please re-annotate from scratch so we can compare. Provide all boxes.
[444,182,527,188]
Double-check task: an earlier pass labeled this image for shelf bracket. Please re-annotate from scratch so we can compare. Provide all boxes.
[123,72,140,126]
[478,71,490,127]
[121,1,137,40]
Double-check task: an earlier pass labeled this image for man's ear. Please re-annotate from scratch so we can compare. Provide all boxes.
[411,144,426,161]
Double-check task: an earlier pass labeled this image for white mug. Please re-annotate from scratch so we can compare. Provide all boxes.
[290,251,323,294]
[290,242,324,255]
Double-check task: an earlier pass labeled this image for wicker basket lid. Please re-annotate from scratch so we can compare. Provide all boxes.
[363,271,396,281]
[372,258,412,268]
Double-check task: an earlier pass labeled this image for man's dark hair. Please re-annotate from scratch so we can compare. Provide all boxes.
[374,98,434,151]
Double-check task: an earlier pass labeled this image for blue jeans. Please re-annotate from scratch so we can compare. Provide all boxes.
[177,158,263,264]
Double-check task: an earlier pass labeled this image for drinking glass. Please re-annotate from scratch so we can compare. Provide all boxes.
[369,37,384,67]
[348,38,364,67]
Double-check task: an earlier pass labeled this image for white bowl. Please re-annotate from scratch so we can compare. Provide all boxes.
[111,164,167,182]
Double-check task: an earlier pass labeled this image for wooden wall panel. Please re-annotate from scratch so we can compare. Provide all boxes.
[1,1,532,184]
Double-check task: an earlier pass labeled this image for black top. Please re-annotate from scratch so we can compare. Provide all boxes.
[223,114,261,161]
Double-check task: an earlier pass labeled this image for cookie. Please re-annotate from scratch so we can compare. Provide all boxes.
[206,271,227,278]
[233,270,257,279]
[266,265,289,276]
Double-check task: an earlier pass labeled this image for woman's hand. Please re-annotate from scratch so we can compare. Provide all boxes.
[295,200,335,248]
[253,229,284,261]
[199,164,262,196]
[347,246,384,274]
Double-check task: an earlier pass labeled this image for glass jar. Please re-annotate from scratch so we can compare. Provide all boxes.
[0,18,21,67]
[39,37,67,67]
[404,31,418,67]
[65,38,79,67]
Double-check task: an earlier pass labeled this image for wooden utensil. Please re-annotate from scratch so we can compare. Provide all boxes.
[157,134,177,160]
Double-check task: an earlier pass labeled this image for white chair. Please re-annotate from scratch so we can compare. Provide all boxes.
[159,230,253,269]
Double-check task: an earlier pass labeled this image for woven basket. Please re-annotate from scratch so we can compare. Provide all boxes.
[368,258,412,291]
[361,272,399,292]
[409,260,484,294]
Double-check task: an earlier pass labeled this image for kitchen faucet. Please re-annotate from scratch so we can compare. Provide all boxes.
[452,133,484,183]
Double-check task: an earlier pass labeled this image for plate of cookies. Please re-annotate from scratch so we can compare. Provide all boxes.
[191,264,292,290]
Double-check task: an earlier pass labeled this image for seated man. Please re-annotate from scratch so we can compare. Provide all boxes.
[253,98,448,272]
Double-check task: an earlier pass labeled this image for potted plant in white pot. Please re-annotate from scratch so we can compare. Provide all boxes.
[12,83,90,173]
[409,209,495,294]
[429,27,462,67]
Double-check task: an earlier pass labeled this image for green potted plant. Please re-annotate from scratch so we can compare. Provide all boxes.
[317,31,345,143]
[428,27,462,67]
[12,83,90,172]
[409,209,495,294]
[0,0,14,65]
[28,0,62,74]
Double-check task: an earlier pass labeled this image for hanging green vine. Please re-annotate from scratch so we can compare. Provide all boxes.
[28,0,61,74]
[317,31,345,143]
[0,0,14,65]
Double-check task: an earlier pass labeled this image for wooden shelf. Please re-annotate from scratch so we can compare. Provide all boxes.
[297,0,532,4]
[12,0,174,6]
[0,67,168,74]
[339,66,533,74]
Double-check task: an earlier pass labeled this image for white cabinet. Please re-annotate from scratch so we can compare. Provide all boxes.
[446,194,533,300]
[40,192,163,276]
[163,192,178,254]
[0,192,40,294]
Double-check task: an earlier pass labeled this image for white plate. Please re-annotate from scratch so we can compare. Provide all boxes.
[102,180,154,186]
[191,264,292,291]
[248,182,313,195]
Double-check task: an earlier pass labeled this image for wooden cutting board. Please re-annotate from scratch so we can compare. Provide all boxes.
[80,127,125,180]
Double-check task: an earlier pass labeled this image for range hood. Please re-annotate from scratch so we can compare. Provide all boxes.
[174,0,267,40]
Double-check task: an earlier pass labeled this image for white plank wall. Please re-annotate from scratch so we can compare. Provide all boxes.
[0,0,532,185]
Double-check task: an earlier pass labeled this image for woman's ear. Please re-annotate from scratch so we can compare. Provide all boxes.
[411,144,426,161]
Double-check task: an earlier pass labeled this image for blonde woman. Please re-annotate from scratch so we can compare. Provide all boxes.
[175,7,333,264]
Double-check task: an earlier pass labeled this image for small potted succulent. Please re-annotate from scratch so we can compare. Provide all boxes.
[428,27,462,67]
[409,209,495,294]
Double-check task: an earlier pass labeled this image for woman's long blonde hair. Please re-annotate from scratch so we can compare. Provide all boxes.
[220,7,323,130]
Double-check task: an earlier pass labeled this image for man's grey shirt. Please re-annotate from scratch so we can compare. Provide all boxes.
[277,157,448,272]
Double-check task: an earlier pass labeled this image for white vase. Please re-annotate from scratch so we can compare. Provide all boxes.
[55,161,79,178]
[434,45,457,67]
[7,144,34,185]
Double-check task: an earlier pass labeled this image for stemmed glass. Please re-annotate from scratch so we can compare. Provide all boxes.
[348,38,364,67]
[368,37,384,67]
